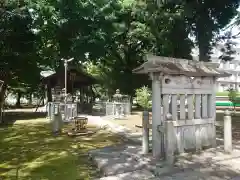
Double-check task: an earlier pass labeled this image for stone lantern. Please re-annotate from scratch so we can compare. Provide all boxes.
[113,89,124,119]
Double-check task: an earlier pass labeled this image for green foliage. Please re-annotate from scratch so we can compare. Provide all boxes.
[0,0,239,104]
[135,86,152,110]
[0,1,41,88]
[218,31,237,61]
[99,0,194,96]
[183,0,239,61]
[228,88,240,110]
[84,61,113,97]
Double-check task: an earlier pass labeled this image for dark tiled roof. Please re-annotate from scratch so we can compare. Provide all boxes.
[133,54,231,77]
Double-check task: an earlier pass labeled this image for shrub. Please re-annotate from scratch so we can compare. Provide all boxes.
[228,88,240,111]
[135,86,152,110]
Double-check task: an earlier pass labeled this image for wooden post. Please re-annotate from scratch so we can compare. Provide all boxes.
[179,94,186,120]
[187,94,194,119]
[151,73,162,158]
[165,115,175,165]
[142,111,149,154]
[224,109,232,153]
[201,94,208,118]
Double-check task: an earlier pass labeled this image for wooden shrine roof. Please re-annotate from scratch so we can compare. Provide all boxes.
[133,54,231,77]
[41,67,97,88]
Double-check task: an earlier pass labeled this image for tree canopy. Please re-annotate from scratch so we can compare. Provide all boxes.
[0,0,239,101]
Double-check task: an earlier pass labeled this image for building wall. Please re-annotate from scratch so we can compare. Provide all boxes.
[213,59,240,92]
[192,42,240,92]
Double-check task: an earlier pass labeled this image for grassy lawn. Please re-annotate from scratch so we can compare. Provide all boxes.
[0,117,122,180]
[216,91,229,96]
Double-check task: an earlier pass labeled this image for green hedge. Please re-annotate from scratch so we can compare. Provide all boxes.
[216,102,240,107]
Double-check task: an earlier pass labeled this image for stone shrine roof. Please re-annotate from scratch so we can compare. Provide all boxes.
[133,54,231,77]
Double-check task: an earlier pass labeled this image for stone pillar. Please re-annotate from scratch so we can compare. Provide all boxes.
[235,73,239,92]
[142,111,149,154]
[217,82,221,92]
[165,119,175,165]
[212,77,217,148]
[151,72,162,158]
[224,109,232,153]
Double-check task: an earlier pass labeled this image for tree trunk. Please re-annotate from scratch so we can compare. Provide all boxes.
[47,85,52,102]
[195,16,212,62]
[41,97,44,106]
[16,91,22,107]
[28,93,32,105]
[0,84,7,123]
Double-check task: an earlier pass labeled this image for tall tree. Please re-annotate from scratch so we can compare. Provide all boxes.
[218,31,237,61]
[97,0,194,96]
[183,0,239,61]
[147,1,193,59]
[0,0,41,113]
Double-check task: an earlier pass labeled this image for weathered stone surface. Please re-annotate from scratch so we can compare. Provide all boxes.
[97,170,155,180]
[90,116,240,180]
[231,176,240,180]
[89,145,152,176]
[176,146,240,173]
[159,171,227,180]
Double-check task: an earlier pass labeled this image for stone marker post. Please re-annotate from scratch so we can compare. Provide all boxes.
[224,109,232,153]
[142,111,149,154]
[165,116,175,165]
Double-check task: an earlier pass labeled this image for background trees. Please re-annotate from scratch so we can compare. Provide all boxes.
[0,0,239,104]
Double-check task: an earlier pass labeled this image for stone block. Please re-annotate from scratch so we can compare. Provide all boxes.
[97,170,155,180]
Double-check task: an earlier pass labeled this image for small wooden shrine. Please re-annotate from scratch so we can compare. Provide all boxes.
[42,67,97,113]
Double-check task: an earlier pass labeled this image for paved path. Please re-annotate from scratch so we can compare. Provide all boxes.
[90,116,240,180]
[90,142,240,180]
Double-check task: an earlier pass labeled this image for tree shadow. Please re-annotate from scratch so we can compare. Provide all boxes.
[175,149,240,180]
[0,121,122,180]
[216,112,240,142]
[1,111,46,126]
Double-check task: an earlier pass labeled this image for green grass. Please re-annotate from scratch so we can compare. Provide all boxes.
[216,91,229,96]
[0,118,122,180]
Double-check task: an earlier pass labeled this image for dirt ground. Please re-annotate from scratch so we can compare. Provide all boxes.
[108,111,240,142]
[108,111,145,133]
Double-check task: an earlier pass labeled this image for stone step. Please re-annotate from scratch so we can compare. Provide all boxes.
[95,170,155,180]
[89,145,153,176]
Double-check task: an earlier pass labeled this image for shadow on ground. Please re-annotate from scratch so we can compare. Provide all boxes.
[1,111,46,126]
[174,147,240,180]
[0,119,122,180]
[216,112,240,142]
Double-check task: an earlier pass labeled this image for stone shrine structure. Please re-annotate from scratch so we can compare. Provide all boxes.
[133,54,230,159]
[105,89,131,118]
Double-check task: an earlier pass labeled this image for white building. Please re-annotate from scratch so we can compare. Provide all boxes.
[192,44,240,92]
[190,13,240,92]
[211,58,240,92]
